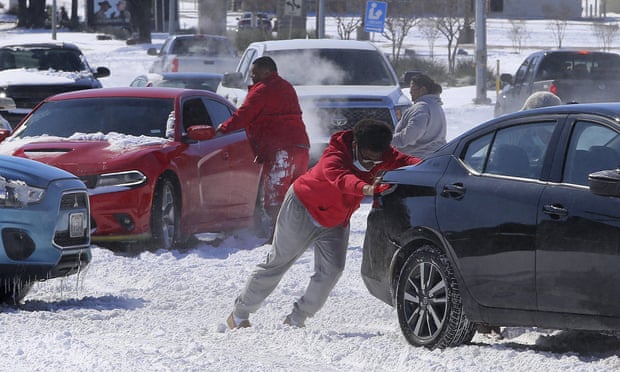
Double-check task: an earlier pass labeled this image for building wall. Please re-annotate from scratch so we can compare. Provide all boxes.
[488,0,583,19]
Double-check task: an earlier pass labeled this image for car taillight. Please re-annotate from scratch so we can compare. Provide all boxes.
[549,82,558,95]
[172,58,179,72]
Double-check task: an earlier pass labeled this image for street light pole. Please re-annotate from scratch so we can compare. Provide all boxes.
[474,0,490,104]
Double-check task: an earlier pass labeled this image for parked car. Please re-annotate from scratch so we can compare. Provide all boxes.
[0,154,91,304]
[0,42,111,128]
[217,39,412,162]
[130,72,222,92]
[362,103,620,348]
[495,49,620,116]
[147,34,238,74]
[237,12,272,32]
[0,87,262,250]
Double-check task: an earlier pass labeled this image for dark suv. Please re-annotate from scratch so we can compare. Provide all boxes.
[0,42,110,127]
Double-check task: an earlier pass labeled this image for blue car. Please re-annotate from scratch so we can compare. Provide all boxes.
[0,155,90,304]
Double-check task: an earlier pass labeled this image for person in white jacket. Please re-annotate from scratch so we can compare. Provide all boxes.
[392,73,447,158]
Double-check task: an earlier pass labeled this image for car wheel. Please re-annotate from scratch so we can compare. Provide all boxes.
[0,280,33,305]
[150,178,179,250]
[395,245,475,349]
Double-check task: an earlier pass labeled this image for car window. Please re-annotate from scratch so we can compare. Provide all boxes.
[204,98,232,126]
[182,98,212,132]
[462,132,493,173]
[462,121,556,179]
[238,48,257,83]
[13,98,174,138]
[513,57,531,86]
[563,121,620,186]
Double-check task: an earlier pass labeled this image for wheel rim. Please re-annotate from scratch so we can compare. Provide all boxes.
[159,183,176,248]
[403,261,448,342]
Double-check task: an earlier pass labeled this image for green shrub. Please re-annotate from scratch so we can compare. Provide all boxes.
[391,55,448,84]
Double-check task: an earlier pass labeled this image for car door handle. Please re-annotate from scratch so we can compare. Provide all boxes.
[222,151,230,160]
[542,204,568,217]
[441,183,465,200]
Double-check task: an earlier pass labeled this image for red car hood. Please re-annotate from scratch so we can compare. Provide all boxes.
[0,137,170,176]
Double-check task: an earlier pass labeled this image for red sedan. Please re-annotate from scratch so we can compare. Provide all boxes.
[0,87,262,249]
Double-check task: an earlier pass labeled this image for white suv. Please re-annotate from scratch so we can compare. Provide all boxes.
[217,39,411,160]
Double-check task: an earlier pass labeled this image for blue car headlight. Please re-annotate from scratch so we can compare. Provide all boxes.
[0,176,45,208]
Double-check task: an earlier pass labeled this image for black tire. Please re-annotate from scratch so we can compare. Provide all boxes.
[0,280,33,305]
[150,178,180,250]
[395,245,475,349]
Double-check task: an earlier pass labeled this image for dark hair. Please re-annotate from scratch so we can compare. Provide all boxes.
[353,119,393,153]
[252,56,277,72]
[411,73,442,94]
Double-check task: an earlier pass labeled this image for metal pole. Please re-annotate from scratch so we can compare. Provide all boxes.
[168,0,175,34]
[474,0,490,104]
[51,0,57,40]
[317,0,325,38]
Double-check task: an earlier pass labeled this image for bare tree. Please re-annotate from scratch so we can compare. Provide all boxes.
[419,18,441,60]
[592,22,619,51]
[508,20,529,53]
[383,16,419,62]
[432,0,473,75]
[336,16,361,40]
[543,5,571,48]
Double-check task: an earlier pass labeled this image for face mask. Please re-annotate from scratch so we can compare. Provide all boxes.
[353,143,373,172]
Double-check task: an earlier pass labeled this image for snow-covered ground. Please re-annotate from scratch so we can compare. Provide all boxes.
[0,10,619,371]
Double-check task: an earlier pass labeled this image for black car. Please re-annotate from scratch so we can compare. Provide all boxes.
[362,103,620,349]
[0,42,110,127]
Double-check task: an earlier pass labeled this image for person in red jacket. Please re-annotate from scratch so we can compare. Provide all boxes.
[226,119,420,329]
[218,56,310,239]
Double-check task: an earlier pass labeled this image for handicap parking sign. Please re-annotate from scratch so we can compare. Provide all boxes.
[364,1,387,33]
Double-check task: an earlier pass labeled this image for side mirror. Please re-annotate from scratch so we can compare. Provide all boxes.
[95,66,111,78]
[589,168,620,197]
[221,72,245,89]
[147,47,159,56]
[500,73,513,85]
[186,125,215,141]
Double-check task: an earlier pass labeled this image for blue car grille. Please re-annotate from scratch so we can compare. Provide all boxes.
[54,191,89,247]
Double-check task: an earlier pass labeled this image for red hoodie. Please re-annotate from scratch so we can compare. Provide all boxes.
[218,72,309,157]
[293,130,420,228]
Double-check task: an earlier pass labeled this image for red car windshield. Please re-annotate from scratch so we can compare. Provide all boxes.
[13,97,174,138]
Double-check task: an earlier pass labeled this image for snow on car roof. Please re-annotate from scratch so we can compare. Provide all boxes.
[252,39,379,52]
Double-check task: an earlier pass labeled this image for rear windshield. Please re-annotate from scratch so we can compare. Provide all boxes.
[13,97,174,138]
[536,52,620,80]
[265,48,397,86]
[171,37,236,57]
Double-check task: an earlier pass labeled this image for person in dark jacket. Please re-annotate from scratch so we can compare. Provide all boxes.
[392,73,447,158]
[217,56,310,239]
[226,119,420,329]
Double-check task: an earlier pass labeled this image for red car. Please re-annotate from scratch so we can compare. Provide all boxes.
[0,87,262,249]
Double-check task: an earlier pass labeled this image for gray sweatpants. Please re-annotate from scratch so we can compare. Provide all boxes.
[232,186,349,323]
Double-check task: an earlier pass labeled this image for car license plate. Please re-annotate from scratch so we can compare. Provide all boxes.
[69,212,85,238]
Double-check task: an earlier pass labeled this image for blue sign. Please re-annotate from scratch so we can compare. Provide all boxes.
[364,1,387,33]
